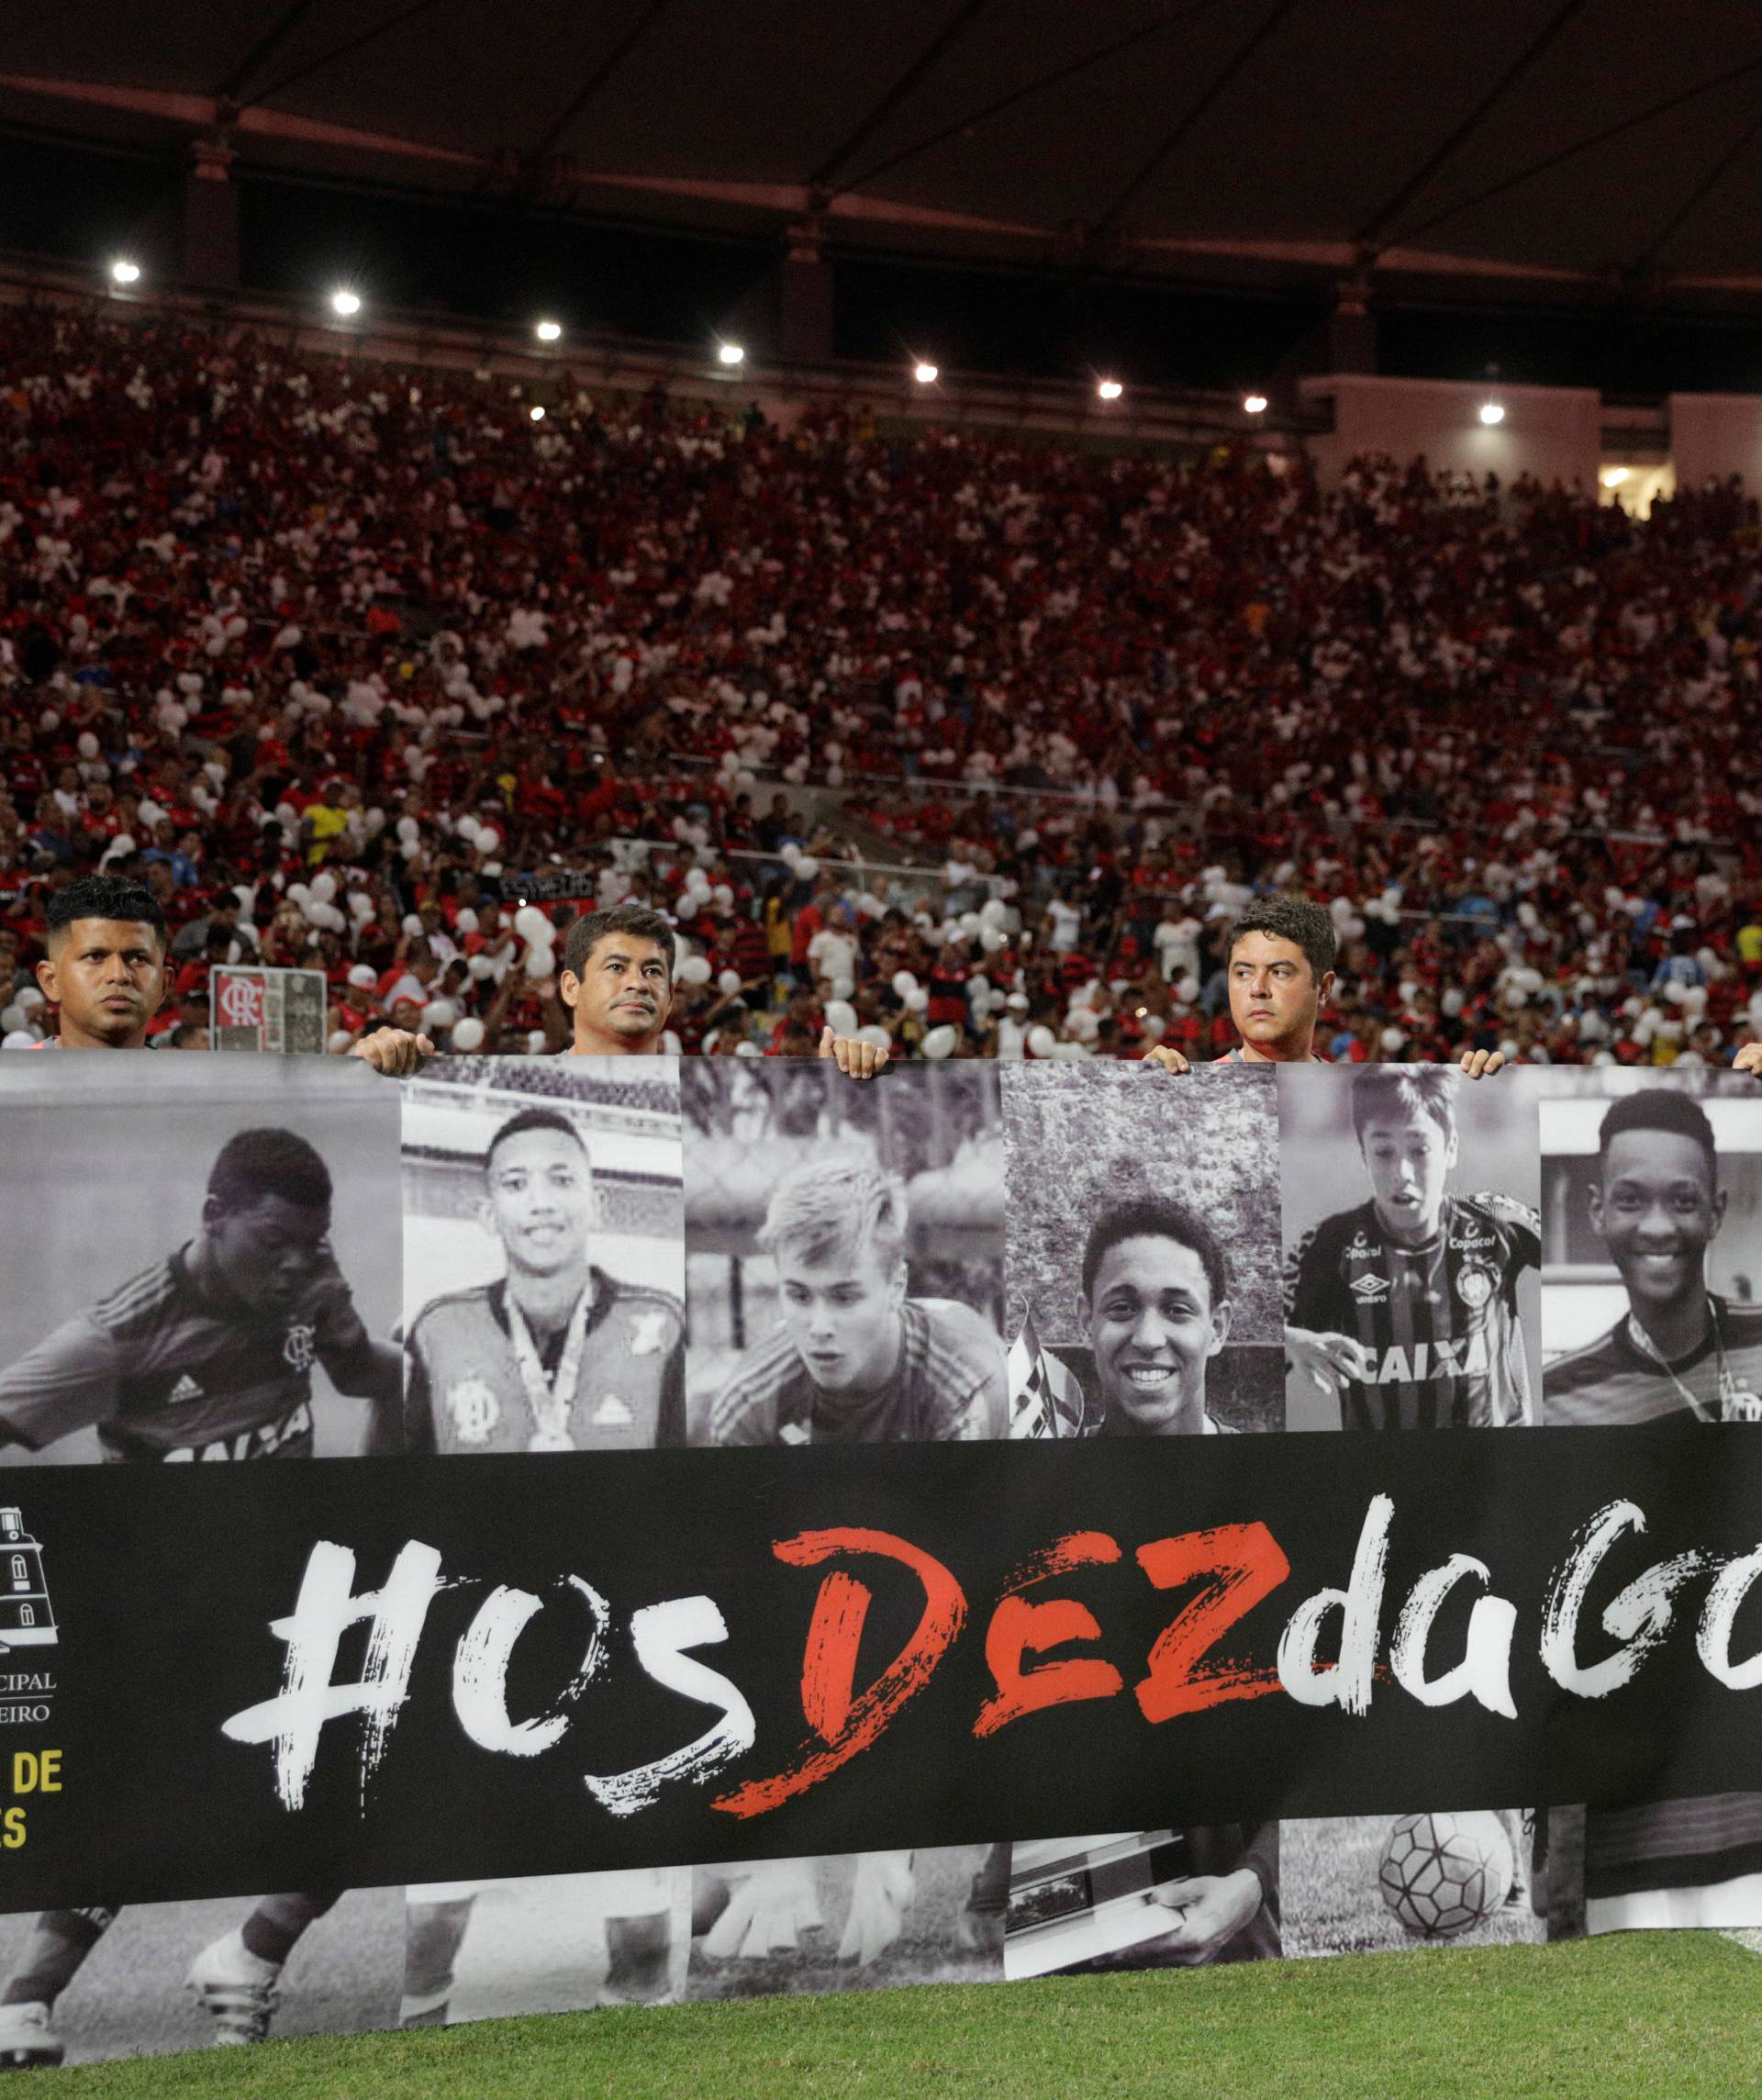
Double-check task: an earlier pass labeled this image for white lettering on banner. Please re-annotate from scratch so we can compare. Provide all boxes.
[583,1595,756,1816]
[1697,1545,1762,1692]
[1539,1500,1708,1700]
[1275,1495,1392,1714]
[450,1575,610,1757]
[1388,1555,1518,1718]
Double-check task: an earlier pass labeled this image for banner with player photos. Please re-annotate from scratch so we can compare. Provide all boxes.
[1,1055,1761,2067]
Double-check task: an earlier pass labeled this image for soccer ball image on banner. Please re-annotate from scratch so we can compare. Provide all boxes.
[1377,1813,1513,1939]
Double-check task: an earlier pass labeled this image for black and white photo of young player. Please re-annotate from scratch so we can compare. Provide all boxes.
[400,1057,686,1453]
[1279,1066,1542,1434]
[1538,1072,1762,1425]
[1537,1071,1762,1936]
[681,1060,1007,1445]
[0,1058,403,2068]
[999,1063,1284,1436]
[686,1848,1003,2000]
[0,1058,403,1464]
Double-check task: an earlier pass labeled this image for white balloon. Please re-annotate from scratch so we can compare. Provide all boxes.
[451,1017,485,1052]
[512,906,549,944]
[476,826,501,854]
[421,1000,458,1031]
[718,969,742,995]
[980,925,1008,952]
[309,871,338,904]
[396,816,420,843]
[831,975,855,1000]
[454,908,479,935]
[0,1005,23,1035]
[15,989,43,1012]
[857,1024,893,1052]
[905,987,930,1012]
[677,955,712,986]
[522,945,553,979]
[401,912,423,936]
[1,1033,39,1051]
[326,1031,356,1056]
[1027,1025,1057,1058]
[921,1025,958,1059]
[824,1000,859,1038]
[979,898,1008,927]
[468,955,496,980]
[891,971,919,996]
[526,1029,549,1054]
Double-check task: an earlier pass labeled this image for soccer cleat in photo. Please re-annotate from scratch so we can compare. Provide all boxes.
[0,2001,63,2071]
[185,1934,282,2046]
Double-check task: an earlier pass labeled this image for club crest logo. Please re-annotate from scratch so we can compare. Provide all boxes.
[282,1324,317,1372]
[447,1376,501,1447]
[1455,1264,1495,1311]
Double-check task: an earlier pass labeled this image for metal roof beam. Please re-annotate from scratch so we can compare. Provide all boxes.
[213,0,321,106]
[807,0,992,195]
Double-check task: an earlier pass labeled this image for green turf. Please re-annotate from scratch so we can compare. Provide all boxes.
[14,1932,1761,2100]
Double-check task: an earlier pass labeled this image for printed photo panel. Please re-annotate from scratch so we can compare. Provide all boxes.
[0,1057,403,1466]
[1537,1072,1762,1937]
[679,1060,1008,1446]
[400,1056,686,1454]
[1277,1066,1542,1433]
[1282,1812,1542,1957]
[686,1847,1003,1998]
[1003,1825,1278,1979]
[1536,1068,1762,1427]
[998,1062,1284,1439]
[0,1886,402,2067]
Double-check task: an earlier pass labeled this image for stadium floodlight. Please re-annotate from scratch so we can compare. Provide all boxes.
[1601,466,1630,487]
[1478,401,1505,426]
[534,318,563,342]
[1243,393,1268,415]
[108,258,141,285]
[1097,378,1123,401]
[717,341,745,367]
[329,288,362,318]
[530,405,546,422]
[913,361,939,385]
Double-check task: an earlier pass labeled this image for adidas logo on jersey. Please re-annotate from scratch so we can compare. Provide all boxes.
[1350,1273,1391,1301]
[167,1374,204,1404]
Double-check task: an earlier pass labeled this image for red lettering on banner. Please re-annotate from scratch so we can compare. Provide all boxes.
[975,1531,1125,1738]
[712,1526,965,1818]
[1133,1522,1290,1723]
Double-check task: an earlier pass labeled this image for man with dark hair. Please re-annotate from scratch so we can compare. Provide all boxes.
[1540,1083,1762,1937]
[1285,1067,1539,1430]
[559,902,886,1076]
[29,873,426,1072]
[1076,1195,1233,1437]
[0,1125,402,2065]
[403,1105,686,1452]
[1002,1194,1277,1974]
[1143,893,1502,1077]
[1545,1088,1762,1426]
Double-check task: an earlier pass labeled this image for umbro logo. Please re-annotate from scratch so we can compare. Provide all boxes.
[168,1375,204,1404]
[1350,1274,1391,1301]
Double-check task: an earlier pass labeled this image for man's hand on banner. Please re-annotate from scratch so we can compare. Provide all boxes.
[1459,1049,1507,1078]
[819,1026,890,1079]
[347,1027,435,1077]
[837,1849,915,1965]
[701,1860,825,1959]
[1736,1043,1762,1078]
[1286,1325,1373,1401]
[1142,1044,1190,1074]
[1143,1869,1264,1964]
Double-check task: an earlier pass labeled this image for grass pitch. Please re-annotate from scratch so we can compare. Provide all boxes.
[12,1930,1761,2100]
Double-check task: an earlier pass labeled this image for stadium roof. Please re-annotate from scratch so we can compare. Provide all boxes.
[11,0,1762,307]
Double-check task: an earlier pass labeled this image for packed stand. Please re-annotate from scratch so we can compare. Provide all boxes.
[1,299,1760,1065]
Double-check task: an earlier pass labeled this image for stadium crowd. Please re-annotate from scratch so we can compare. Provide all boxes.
[2,299,1760,1065]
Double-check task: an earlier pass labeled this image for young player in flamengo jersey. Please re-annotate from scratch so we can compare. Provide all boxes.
[1285,1068,1539,1431]
[402,1107,686,1453]
[1540,1089,1762,1927]
[0,1129,402,2067]
[706,1156,1006,1446]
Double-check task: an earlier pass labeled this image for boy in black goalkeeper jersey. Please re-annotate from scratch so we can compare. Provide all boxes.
[1285,1068,1539,1432]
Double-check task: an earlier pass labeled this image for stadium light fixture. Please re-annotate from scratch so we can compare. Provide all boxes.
[534,318,563,342]
[913,361,940,385]
[329,288,362,318]
[717,341,745,367]
[108,258,141,285]
[1243,393,1268,415]
[1097,378,1123,401]
[1478,401,1505,426]
[530,405,546,422]
[1601,466,1630,487]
